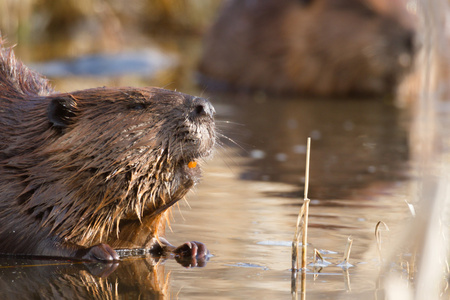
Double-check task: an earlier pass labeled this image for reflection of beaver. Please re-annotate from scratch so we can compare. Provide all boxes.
[0,40,216,262]
[198,0,415,96]
[0,257,168,299]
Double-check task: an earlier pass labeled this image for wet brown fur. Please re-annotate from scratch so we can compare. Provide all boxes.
[0,40,216,259]
[198,0,415,96]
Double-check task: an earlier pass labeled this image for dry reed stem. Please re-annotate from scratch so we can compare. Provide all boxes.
[291,137,311,271]
[304,137,311,200]
[313,248,324,265]
[343,236,353,263]
[375,221,390,261]
[301,199,310,270]
[292,203,306,271]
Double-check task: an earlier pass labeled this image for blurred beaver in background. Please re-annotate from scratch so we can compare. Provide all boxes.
[0,40,216,262]
[198,0,415,97]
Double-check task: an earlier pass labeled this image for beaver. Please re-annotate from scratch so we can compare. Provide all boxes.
[0,40,216,262]
[198,0,415,96]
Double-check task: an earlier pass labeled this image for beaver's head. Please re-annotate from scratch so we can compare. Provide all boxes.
[21,87,216,243]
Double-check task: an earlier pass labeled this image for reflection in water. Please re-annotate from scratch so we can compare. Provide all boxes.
[0,90,414,299]
[212,93,410,200]
[0,257,168,299]
[164,145,413,299]
[0,35,423,300]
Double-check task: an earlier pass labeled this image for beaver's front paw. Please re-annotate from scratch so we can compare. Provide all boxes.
[76,243,120,262]
[173,241,209,267]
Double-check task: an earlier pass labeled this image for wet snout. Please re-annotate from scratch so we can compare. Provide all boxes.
[189,97,215,120]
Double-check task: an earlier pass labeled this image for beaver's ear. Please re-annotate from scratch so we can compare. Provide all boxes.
[47,96,78,128]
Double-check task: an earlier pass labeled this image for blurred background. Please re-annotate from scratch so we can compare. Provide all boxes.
[1,0,450,299]
[0,0,221,93]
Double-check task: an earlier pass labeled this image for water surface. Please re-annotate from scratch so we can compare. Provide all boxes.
[0,41,419,300]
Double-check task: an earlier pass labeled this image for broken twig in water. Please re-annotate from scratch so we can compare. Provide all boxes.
[375,221,390,261]
[338,236,354,269]
[343,236,353,262]
[313,248,324,265]
[292,137,311,271]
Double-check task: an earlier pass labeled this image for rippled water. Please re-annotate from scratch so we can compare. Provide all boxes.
[163,94,414,299]
[0,40,429,299]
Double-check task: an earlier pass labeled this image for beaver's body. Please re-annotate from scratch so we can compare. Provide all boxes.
[198,0,414,96]
[0,42,215,261]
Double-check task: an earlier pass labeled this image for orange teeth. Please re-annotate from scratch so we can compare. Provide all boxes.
[188,161,197,169]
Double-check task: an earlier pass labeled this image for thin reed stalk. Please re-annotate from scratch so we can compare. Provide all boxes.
[375,221,389,261]
[343,236,353,263]
[292,137,311,271]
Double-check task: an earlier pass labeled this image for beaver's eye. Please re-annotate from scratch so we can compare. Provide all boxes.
[128,103,147,110]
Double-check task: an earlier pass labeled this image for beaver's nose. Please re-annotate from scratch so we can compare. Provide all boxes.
[190,97,215,119]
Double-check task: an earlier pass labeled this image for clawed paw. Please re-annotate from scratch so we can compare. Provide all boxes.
[173,241,210,268]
